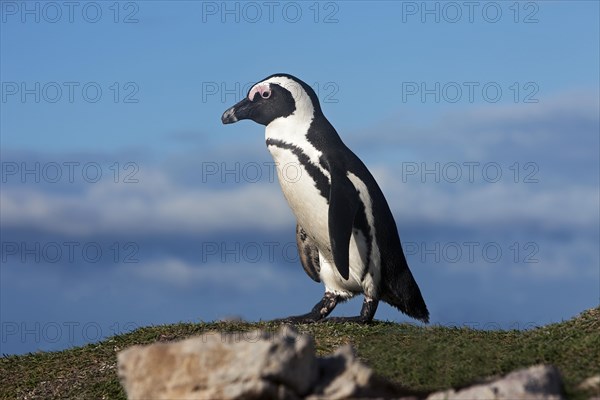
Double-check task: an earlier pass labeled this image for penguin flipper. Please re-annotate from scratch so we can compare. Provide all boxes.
[325,161,360,280]
[296,224,321,282]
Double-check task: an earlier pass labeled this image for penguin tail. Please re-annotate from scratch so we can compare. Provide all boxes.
[381,258,430,323]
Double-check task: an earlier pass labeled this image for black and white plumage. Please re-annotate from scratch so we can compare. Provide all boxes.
[222,74,429,323]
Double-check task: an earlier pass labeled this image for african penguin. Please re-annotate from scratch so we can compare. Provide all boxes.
[221,73,429,324]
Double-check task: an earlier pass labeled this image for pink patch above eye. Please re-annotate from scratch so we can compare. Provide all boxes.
[248,84,270,101]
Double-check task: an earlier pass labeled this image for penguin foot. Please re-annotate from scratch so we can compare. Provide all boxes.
[273,292,341,324]
[318,296,379,324]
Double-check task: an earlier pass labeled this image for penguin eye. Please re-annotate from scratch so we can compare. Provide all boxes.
[261,90,271,99]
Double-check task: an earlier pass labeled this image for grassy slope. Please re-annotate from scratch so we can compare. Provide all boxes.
[0,308,598,400]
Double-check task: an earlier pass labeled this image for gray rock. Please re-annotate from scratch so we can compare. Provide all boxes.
[308,345,417,400]
[578,374,600,392]
[118,325,317,400]
[426,365,565,400]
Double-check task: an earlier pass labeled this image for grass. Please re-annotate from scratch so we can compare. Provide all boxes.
[1,307,598,399]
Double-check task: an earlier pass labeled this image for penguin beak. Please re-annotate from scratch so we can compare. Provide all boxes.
[221,98,253,124]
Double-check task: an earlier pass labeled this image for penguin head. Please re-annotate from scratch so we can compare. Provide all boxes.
[221,74,322,126]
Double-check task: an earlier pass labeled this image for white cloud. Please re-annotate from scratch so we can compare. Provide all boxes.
[2,88,597,246]
[2,159,597,240]
[376,171,599,232]
[0,168,294,236]
[347,88,599,163]
[123,257,290,292]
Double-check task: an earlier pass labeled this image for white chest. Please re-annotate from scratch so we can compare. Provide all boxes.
[267,142,330,245]
[264,122,379,297]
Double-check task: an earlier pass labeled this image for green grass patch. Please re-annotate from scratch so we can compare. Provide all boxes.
[1,308,598,399]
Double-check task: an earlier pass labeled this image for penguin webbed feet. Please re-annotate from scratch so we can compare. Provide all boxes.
[272,292,340,325]
[319,295,379,324]
[272,294,379,325]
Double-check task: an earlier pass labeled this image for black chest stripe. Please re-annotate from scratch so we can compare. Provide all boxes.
[266,138,330,201]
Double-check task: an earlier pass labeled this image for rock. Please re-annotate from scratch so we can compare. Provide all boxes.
[308,345,417,400]
[578,374,600,392]
[426,365,565,400]
[578,374,600,400]
[118,325,317,399]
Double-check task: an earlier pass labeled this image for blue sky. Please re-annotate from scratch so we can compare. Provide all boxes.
[1,1,599,355]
